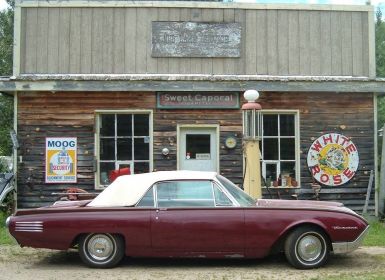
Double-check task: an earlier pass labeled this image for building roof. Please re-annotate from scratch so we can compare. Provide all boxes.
[87,170,218,207]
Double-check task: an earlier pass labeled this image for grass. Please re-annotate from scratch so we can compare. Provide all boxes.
[363,219,385,246]
[0,211,15,245]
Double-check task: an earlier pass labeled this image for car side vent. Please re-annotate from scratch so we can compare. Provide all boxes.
[15,221,43,232]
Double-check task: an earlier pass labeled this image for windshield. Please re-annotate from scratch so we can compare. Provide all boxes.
[216,175,256,207]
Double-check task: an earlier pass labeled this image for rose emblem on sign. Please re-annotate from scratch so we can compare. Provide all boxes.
[307,133,359,186]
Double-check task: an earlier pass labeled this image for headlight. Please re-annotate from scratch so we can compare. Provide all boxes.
[5,216,11,228]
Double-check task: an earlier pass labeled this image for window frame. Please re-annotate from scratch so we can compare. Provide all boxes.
[135,179,238,208]
[259,110,300,188]
[95,110,153,189]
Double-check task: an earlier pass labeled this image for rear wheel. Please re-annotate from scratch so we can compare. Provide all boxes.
[79,233,124,268]
[284,226,329,269]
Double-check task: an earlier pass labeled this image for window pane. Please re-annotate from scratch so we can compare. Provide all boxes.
[280,138,295,160]
[263,138,278,160]
[117,138,132,160]
[134,138,149,160]
[134,162,149,174]
[134,114,149,136]
[213,185,233,206]
[117,115,132,136]
[157,181,214,207]
[186,134,210,159]
[100,115,115,136]
[281,162,296,187]
[100,139,115,160]
[137,187,154,207]
[100,162,115,185]
[265,163,278,181]
[263,115,278,136]
[280,114,295,136]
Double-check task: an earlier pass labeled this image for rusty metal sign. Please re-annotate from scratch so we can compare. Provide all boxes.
[151,22,241,58]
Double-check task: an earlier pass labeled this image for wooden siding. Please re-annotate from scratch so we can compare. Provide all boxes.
[20,7,370,77]
[17,91,374,212]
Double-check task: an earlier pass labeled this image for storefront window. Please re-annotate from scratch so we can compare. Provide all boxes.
[261,113,298,187]
[98,113,151,187]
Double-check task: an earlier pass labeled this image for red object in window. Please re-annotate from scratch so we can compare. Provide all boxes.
[109,167,131,183]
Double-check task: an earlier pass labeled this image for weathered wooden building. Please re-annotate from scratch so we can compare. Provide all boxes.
[0,0,384,213]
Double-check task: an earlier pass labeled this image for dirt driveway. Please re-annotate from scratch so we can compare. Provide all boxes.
[0,245,385,280]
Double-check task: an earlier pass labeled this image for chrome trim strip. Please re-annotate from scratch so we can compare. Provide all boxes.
[5,216,11,228]
[15,221,43,232]
[332,225,370,254]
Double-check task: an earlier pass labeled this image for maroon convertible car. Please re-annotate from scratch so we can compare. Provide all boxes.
[6,171,369,269]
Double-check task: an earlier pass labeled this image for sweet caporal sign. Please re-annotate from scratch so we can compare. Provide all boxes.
[307,133,359,186]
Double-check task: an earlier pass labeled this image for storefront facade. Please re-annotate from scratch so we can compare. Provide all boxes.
[1,1,383,212]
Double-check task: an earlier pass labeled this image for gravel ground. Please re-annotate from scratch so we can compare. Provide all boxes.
[0,245,385,280]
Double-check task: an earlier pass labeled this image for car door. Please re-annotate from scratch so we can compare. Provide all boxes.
[150,180,245,256]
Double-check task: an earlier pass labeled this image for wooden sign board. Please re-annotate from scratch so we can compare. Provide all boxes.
[152,22,241,58]
[157,92,240,109]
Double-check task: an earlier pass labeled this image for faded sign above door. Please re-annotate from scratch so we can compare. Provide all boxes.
[151,22,241,58]
[157,92,239,109]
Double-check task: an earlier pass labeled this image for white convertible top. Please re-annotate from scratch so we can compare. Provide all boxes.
[88,170,218,207]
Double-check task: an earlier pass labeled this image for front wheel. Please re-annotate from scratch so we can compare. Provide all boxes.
[79,233,124,268]
[284,226,330,269]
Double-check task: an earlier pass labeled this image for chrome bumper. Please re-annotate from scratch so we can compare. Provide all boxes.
[332,225,370,254]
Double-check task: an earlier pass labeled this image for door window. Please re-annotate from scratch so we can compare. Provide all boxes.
[185,134,211,159]
[156,180,215,207]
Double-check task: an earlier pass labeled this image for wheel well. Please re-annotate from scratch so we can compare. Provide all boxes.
[70,233,126,248]
[269,223,332,255]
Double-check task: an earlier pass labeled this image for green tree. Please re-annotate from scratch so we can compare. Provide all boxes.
[0,0,14,156]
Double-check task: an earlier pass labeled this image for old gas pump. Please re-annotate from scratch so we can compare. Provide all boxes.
[242,90,262,199]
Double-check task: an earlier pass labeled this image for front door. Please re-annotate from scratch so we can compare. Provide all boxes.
[179,127,218,172]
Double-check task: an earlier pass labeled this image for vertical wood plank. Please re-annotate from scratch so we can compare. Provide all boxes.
[69,8,81,73]
[19,8,27,73]
[277,10,289,75]
[341,12,353,75]
[47,8,59,73]
[80,8,92,74]
[361,12,369,77]
[112,8,125,74]
[146,8,158,74]
[36,8,48,73]
[58,8,70,74]
[309,11,321,75]
[298,11,310,75]
[288,10,299,75]
[200,8,214,74]
[320,11,332,75]
[91,8,103,73]
[212,8,225,74]
[352,11,363,76]
[330,11,342,75]
[167,8,181,74]
[234,9,246,74]
[125,8,137,73]
[178,8,191,74]
[25,8,38,73]
[256,10,267,75]
[245,10,257,75]
[223,8,235,75]
[157,8,170,73]
[102,8,114,74]
[266,10,278,75]
[135,8,148,73]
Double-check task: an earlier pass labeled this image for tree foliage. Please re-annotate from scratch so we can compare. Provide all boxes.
[0,0,14,156]
[376,8,385,129]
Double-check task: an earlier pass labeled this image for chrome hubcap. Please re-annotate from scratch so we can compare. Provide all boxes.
[297,235,322,262]
[87,234,114,261]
